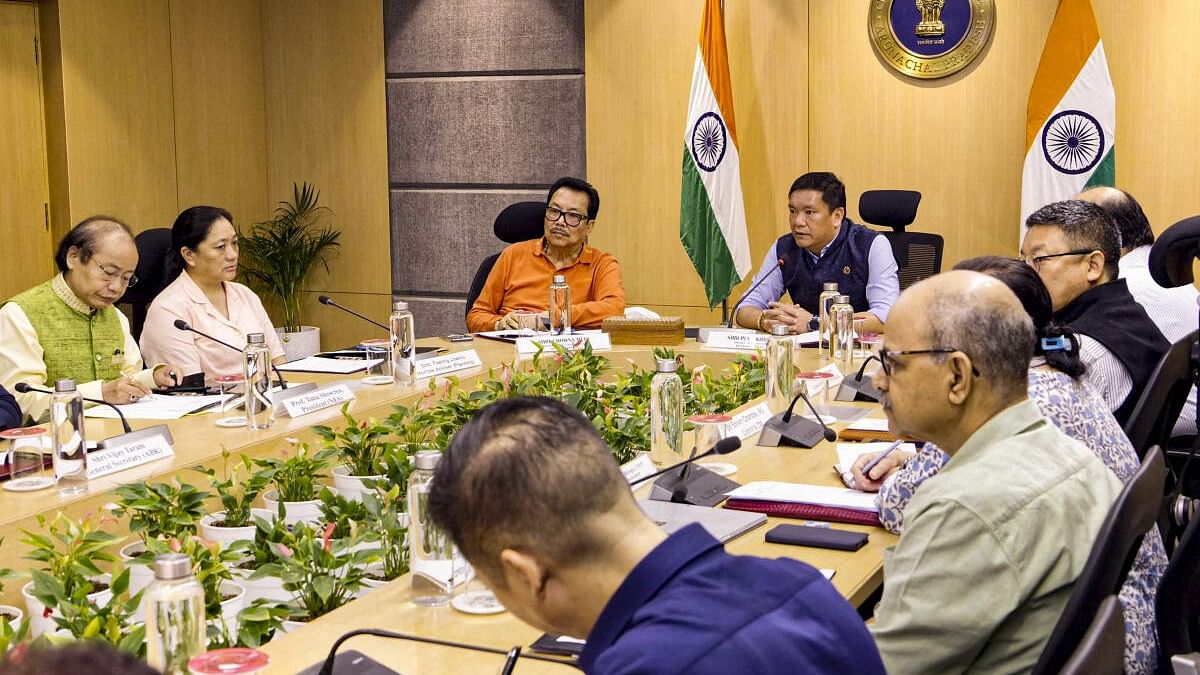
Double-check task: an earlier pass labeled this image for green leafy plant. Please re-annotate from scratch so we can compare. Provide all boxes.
[318,489,373,539]
[238,182,341,332]
[252,439,336,503]
[22,513,120,603]
[33,567,145,657]
[112,475,211,543]
[195,449,270,528]
[314,403,395,477]
[226,599,289,648]
[240,514,293,573]
[360,486,409,581]
[250,521,378,622]
[0,540,29,653]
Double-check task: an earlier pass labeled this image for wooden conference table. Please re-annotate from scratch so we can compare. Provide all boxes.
[0,336,897,673]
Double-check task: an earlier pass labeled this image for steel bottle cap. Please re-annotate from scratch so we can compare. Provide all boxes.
[835,294,850,304]
[655,358,678,373]
[247,332,265,344]
[822,282,839,291]
[54,379,77,393]
[394,301,409,312]
[552,274,567,284]
[154,553,193,581]
[770,324,790,336]
[414,450,442,470]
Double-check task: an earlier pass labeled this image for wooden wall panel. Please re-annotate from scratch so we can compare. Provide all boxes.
[169,0,269,229]
[262,0,391,350]
[585,0,808,323]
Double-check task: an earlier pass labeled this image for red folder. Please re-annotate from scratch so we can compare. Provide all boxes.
[724,499,882,527]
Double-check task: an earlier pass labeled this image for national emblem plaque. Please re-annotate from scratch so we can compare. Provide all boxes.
[868,0,995,80]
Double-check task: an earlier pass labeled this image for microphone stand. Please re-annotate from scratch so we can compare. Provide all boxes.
[15,382,131,434]
[310,628,574,675]
[725,255,790,329]
[759,389,838,448]
[629,436,742,489]
[318,295,389,332]
[835,355,884,402]
[174,321,288,389]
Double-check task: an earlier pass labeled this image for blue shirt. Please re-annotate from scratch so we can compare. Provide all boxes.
[0,384,19,431]
[579,524,885,675]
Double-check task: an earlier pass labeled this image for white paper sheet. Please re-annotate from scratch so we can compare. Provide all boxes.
[726,481,879,512]
[83,393,224,420]
[276,356,381,374]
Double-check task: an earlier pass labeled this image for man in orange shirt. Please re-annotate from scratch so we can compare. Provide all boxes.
[467,177,626,332]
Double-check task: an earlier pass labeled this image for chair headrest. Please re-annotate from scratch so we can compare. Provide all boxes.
[858,190,922,229]
[1150,214,1200,287]
[119,228,174,304]
[494,201,547,244]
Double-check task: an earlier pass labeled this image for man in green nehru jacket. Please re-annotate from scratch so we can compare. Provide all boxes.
[0,216,182,423]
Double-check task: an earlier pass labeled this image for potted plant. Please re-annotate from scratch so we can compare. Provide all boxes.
[0,544,29,652]
[134,535,246,644]
[238,181,341,360]
[33,566,145,655]
[231,515,293,606]
[195,450,274,545]
[20,513,120,638]
[316,404,395,502]
[358,486,409,592]
[111,475,212,597]
[255,439,337,524]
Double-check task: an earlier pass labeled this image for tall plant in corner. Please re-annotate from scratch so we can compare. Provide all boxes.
[238,182,341,333]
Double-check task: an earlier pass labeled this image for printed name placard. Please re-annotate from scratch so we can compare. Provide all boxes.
[281,383,355,419]
[88,425,175,479]
[515,333,612,356]
[704,330,769,351]
[414,349,483,380]
[620,452,657,485]
[271,383,318,415]
[727,402,773,440]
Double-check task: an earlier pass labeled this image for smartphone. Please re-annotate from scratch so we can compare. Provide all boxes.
[445,333,474,342]
[765,524,869,551]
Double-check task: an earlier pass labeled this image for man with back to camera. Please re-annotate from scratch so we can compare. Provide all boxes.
[732,171,899,334]
[428,396,886,675]
[1021,199,1169,425]
[0,216,182,423]
[466,177,626,333]
[1078,185,1197,436]
[868,270,1122,673]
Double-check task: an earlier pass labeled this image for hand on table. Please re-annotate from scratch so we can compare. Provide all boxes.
[102,376,152,405]
[850,449,907,492]
[152,364,185,388]
[764,302,813,333]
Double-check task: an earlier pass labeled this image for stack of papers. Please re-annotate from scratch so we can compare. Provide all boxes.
[725,481,879,513]
[276,356,381,374]
[84,394,224,420]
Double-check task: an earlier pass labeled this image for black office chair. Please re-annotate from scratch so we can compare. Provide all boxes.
[858,189,943,291]
[117,227,173,342]
[464,201,546,319]
[1124,330,1199,461]
[1060,595,1125,675]
[1031,446,1167,675]
[1158,512,1200,670]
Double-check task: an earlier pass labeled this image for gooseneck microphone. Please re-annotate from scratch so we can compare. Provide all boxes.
[311,628,575,675]
[318,295,389,332]
[15,382,131,434]
[726,254,791,329]
[630,436,742,489]
[835,355,884,403]
[759,389,837,448]
[173,320,288,389]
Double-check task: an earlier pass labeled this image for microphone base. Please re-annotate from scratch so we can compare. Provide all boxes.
[298,650,399,675]
[649,465,740,507]
[835,374,883,403]
[758,413,831,448]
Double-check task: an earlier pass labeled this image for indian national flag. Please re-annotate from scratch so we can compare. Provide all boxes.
[680,0,750,309]
[1020,0,1115,241]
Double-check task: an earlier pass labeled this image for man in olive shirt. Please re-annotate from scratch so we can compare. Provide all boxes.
[869,271,1122,674]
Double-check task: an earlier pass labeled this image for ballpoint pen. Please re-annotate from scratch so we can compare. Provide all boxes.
[860,438,905,479]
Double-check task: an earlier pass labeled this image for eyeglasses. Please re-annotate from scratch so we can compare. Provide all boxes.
[1021,249,1095,271]
[545,207,589,228]
[878,348,980,377]
[90,258,138,288]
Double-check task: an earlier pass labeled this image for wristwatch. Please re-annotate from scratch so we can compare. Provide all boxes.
[808,315,820,331]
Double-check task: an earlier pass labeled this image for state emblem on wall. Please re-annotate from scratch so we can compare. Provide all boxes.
[868,0,996,80]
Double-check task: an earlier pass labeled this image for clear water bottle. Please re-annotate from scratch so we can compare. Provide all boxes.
[817,282,839,360]
[765,324,794,413]
[409,450,455,606]
[649,358,684,467]
[49,379,87,495]
[548,274,571,335]
[390,300,416,386]
[145,553,206,675]
[243,333,273,429]
[831,294,855,368]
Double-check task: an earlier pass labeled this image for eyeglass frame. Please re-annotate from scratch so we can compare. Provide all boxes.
[545,206,590,228]
[88,257,139,288]
[878,348,981,378]
[1020,248,1096,271]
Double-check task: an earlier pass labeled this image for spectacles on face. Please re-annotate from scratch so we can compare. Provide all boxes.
[1020,249,1095,271]
[545,207,589,228]
[90,258,138,288]
[879,348,980,377]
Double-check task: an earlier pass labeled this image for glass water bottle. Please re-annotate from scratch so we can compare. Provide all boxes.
[548,274,571,335]
[409,450,455,606]
[390,300,417,386]
[649,358,684,467]
[830,294,855,368]
[49,378,87,495]
[145,553,206,675]
[243,333,273,429]
[817,282,839,360]
[765,324,794,413]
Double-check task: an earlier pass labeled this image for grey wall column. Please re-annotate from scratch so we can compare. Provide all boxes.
[384,0,585,337]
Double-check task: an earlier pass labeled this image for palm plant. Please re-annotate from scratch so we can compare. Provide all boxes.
[238,182,341,332]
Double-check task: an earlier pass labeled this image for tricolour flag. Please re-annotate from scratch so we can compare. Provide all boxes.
[1020,0,1115,242]
[680,0,750,309]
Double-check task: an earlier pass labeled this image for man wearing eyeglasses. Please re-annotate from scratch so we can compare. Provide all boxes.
[0,216,182,423]
[467,177,625,333]
[868,271,1121,674]
[1020,199,1168,425]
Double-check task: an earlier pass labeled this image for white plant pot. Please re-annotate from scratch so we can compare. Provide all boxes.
[357,563,392,596]
[332,466,386,503]
[199,509,274,547]
[119,542,157,599]
[0,604,23,634]
[279,617,307,634]
[22,575,113,638]
[276,326,321,362]
[233,568,292,605]
[262,488,332,525]
[215,580,246,635]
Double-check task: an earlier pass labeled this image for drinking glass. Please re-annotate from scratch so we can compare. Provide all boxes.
[687,414,730,456]
[213,374,247,428]
[1,426,55,492]
[513,311,542,331]
[795,371,834,417]
[361,339,394,385]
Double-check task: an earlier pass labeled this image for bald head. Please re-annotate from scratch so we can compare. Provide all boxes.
[1077,186,1153,252]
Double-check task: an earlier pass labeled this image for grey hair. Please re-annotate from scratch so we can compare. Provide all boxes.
[924,288,1034,400]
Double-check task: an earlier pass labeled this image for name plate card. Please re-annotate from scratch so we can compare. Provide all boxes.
[88,425,175,480]
[280,383,355,419]
[704,330,769,351]
[727,402,773,440]
[515,333,612,356]
[621,452,657,485]
[414,349,483,380]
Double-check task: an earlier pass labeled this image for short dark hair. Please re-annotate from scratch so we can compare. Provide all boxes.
[1098,189,1154,250]
[1025,199,1121,279]
[428,396,629,584]
[953,256,1085,378]
[53,215,134,274]
[1,641,160,675]
[547,177,600,220]
[788,171,846,213]
[167,205,235,281]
